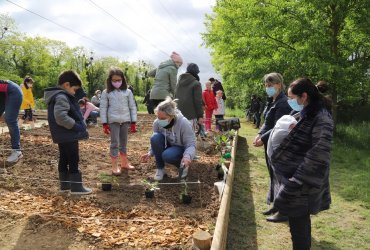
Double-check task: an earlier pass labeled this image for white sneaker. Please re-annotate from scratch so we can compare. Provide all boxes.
[154,169,165,181]
[7,150,23,163]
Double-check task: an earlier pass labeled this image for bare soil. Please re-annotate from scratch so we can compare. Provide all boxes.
[0,114,221,249]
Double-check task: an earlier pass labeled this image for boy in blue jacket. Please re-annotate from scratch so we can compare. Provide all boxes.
[44,70,91,195]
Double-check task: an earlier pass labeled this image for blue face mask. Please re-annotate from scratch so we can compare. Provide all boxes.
[157,118,170,128]
[266,87,276,97]
[287,98,304,111]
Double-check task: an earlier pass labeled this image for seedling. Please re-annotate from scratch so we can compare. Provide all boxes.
[142,179,159,198]
[99,173,118,191]
[179,181,192,204]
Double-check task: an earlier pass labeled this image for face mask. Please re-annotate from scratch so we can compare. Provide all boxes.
[112,81,122,89]
[265,87,276,97]
[97,94,101,98]
[158,118,170,128]
[287,98,304,111]
[28,84,33,88]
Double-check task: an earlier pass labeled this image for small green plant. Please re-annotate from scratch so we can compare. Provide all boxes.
[214,133,229,154]
[142,179,159,191]
[179,181,188,199]
[99,173,118,185]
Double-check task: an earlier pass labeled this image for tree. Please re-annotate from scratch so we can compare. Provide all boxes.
[203,0,370,120]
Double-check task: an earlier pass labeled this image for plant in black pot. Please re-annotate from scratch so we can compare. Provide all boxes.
[215,161,224,180]
[142,179,159,198]
[99,173,117,191]
[179,182,192,204]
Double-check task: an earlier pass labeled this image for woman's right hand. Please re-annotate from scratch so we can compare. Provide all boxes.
[140,153,151,162]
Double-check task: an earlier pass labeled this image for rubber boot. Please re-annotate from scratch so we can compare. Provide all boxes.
[59,172,70,193]
[111,156,121,176]
[70,171,92,195]
[119,152,135,170]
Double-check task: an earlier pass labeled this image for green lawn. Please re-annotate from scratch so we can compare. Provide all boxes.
[227,120,370,250]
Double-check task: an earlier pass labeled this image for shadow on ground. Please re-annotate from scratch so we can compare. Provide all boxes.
[226,136,257,250]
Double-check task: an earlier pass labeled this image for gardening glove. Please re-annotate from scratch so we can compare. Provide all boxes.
[103,123,111,134]
[130,122,137,133]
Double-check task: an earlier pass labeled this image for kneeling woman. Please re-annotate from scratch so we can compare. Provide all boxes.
[140,97,196,181]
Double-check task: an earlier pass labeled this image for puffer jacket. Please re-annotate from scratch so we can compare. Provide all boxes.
[175,73,203,120]
[271,108,333,217]
[44,87,88,143]
[149,59,179,100]
[100,88,137,124]
[150,111,196,160]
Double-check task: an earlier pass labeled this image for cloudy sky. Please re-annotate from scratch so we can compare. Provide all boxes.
[0,0,220,84]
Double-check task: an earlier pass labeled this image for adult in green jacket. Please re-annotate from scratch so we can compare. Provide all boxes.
[149,52,183,108]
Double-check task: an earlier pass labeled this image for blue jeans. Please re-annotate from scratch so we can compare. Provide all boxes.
[150,133,185,169]
[0,81,23,149]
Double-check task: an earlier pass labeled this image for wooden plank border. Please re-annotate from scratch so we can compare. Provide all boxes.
[211,131,239,250]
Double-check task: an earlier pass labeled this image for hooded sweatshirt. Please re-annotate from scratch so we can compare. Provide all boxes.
[44,87,88,143]
[150,59,179,100]
[150,110,196,161]
[175,73,203,120]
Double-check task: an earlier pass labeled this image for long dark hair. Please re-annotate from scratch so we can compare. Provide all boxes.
[23,76,33,90]
[106,67,127,93]
[290,78,332,115]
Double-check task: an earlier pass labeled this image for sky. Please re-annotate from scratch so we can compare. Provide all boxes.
[0,0,220,84]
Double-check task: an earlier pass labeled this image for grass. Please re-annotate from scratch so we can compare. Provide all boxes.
[227,119,370,250]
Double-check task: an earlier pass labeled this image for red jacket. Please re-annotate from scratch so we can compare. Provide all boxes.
[202,89,218,111]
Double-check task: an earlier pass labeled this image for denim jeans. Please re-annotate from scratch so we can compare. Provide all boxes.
[150,133,185,169]
[0,81,23,149]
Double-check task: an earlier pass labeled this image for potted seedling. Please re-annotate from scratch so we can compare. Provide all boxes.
[142,179,159,198]
[215,163,224,180]
[179,182,192,204]
[99,173,118,191]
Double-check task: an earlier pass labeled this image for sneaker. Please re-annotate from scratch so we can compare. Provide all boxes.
[7,150,23,163]
[193,155,201,160]
[154,169,165,181]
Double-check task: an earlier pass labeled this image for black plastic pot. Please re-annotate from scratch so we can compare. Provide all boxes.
[145,189,155,198]
[217,172,224,180]
[181,194,192,204]
[101,183,112,191]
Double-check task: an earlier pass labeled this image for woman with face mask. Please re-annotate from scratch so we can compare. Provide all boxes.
[253,72,292,222]
[270,78,333,250]
[140,97,196,181]
[100,67,137,175]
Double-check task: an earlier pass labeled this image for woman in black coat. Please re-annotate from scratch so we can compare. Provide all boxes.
[253,72,292,220]
[271,78,333,250]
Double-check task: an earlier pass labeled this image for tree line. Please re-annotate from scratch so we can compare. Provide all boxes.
[202,0,370,121]
[0,14,154,100]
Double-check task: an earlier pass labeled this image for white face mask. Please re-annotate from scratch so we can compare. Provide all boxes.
[28,84,33,88]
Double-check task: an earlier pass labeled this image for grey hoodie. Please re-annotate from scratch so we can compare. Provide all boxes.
[150,110,196,160]
[149,59,179,100]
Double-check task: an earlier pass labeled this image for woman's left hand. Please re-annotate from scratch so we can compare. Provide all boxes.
[254,138,264,147]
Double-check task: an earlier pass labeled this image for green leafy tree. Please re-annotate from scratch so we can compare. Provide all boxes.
[203,0,370,120]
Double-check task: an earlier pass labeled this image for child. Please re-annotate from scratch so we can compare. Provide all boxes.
[202,81,218,131]
[19,76,35,129]
[267,115,298,159]
[78,99,100,125]
[44,70,91,195]
[100,67,137,175]
[213,90,225,131]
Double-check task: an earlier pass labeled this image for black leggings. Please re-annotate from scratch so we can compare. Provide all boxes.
[22,109,33,121]
[58,141,79,174]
